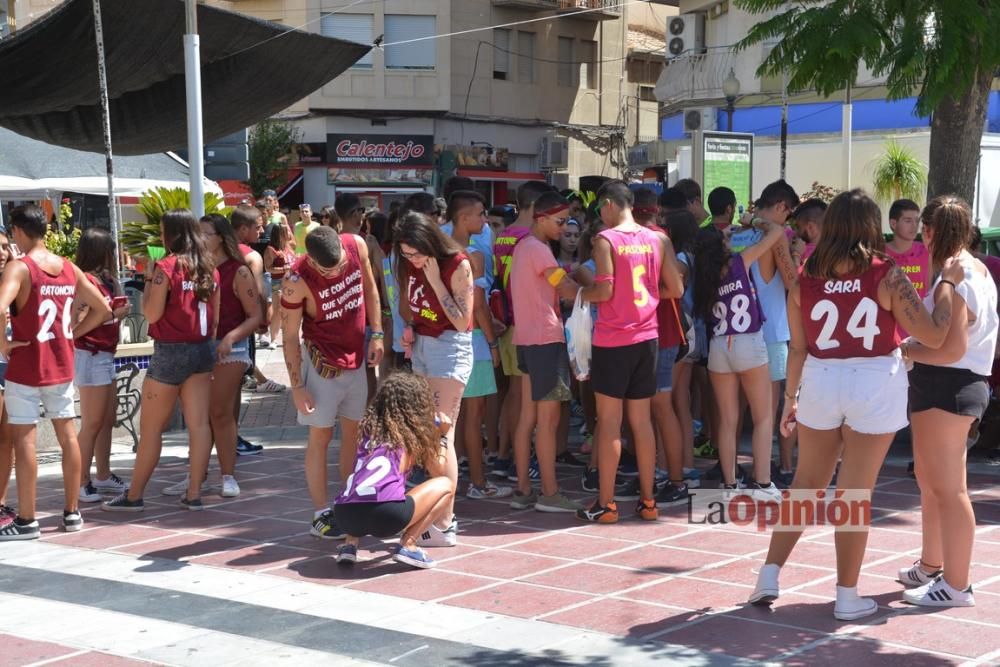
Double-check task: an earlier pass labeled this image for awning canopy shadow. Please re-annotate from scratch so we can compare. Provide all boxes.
[0,0,370,155]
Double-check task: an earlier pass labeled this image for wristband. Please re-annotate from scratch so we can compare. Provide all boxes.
[940,279,957,289]
[547,268,567,287]
[488,341,499,349]
[784,389,797,401]
[370,331,385,340]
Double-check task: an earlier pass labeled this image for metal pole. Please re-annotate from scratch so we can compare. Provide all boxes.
[726,100,734,132]
[842,81,852,190]
[92,0,120,273]
[185,0,205,218]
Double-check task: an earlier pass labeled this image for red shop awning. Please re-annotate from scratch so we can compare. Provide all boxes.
[456,169,546,182]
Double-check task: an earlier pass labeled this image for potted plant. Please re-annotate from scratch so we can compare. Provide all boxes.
[121,187,229,258]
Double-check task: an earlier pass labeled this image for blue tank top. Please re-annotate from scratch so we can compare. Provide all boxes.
[750,263,789,344]
[711,255,764,337]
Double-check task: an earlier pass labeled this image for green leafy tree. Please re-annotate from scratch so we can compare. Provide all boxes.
[871,140,928,205]
[247,118,301,197]
[735,0,1000,203]
[120,187,228,257]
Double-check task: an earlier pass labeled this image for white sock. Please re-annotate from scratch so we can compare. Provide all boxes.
[313,508,329,520]
[758,563,781,586]
[836,585,861,603]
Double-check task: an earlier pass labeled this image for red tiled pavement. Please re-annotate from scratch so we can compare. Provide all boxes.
[12,401,1000,665]
[0,634,158,667]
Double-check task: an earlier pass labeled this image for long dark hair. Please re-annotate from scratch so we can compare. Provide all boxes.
[201,213,247,268]
[803,189,887,280]
[666,208,699,256]
[161,208,215,302]
[691,226,729,322]
[922,195,972,270]
[75,227,117,280]
[393,212,463,288]
[268,218,292,253]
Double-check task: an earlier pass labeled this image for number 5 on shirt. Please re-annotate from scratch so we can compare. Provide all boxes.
[632,265,650,308]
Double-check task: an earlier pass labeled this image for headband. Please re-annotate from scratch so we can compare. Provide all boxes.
[633,206,659,216]
[533,203,570,219]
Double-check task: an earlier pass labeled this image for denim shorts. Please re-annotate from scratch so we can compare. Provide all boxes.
[656,345,679,393]
[148,340,215,386]
[214,337,252,368]
[0,361,8,390]
[412,330,474,385]
[74,349,116,387]
[767,341,789,382]
[263,273,273,304]
[5,380,75,425]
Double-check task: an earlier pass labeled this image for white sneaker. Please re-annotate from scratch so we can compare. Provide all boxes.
[162,475,209,497]
[93,473,127,494]
[833,586,879,621]
[749,563,780,605]
[466,481,513,500]
[220,475,241,498]
[257,334,271,349]
[898,560,942,587]
[417,518,458,547]
[79,482,102,503]
[750,482,783,504]
[903,576,975,607]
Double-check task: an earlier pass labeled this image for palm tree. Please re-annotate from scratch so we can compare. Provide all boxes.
[871,141,927,205]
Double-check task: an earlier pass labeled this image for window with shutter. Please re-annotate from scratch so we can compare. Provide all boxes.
[517,32,535,84]
[384,15,436,70]
[320,14,374,69]
[493,29,510,80]
[557,37,573,87]
[579,40,597,89]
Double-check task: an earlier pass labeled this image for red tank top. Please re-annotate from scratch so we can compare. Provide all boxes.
[493,225,530,325]
[270,249,293,279]
[239,243,253,257]
[216,258,248,340]
[75,273,119,354]
[645,224,683,350]
[7,255,76,386]
[148,255,218,343]
[294,234,367,370]
[799,257,900,359]
[407,252,469,338]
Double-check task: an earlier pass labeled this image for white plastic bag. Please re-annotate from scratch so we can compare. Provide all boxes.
[565,289,593,380]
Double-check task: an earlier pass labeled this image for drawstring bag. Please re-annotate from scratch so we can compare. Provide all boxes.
[565,289,593,380]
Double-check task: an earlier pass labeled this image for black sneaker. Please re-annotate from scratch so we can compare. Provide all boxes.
[0,517,40,541]
[102,493,145,512]
[704,460,723,481]
[180,496,204,511]
[737,464,751,486]
[556,451,587,467]
[613,478,640,501]
[987,448,1000,466]
[907,460,915,477]
[236,436,264,456]
[310,509,346,540]
[581,468,599,493]
[655,482,690,507]
[63,509,83,532]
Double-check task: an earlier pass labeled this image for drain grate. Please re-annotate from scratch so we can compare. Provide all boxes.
[37,453,63,465]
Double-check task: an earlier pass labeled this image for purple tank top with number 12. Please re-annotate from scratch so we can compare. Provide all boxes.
[336,440,407,504]
[711,255,764,337]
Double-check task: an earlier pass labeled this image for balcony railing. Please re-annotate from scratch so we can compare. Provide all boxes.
[491,0,559,10]
[654,47,735,107]
[557,0,622,19]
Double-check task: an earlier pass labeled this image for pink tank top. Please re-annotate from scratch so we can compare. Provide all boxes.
[593,226,661,348]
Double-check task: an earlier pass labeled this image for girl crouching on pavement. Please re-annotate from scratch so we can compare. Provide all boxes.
[334,372,454,569]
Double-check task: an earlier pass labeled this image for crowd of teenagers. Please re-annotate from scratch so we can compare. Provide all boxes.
[0,172,996,620]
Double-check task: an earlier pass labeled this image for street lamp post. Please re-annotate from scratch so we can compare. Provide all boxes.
[722,68,741,132]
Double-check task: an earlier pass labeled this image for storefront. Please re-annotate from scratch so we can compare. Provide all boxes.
[438,143,544,206]
[326,133,434,211]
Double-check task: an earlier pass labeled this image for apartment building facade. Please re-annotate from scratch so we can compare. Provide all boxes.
[652,0,1000,224]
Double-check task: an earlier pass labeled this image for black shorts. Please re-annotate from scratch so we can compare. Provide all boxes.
[908,363,990,419]
[591,339,658,400]
[516,343,572,402]
[334,497,415,538]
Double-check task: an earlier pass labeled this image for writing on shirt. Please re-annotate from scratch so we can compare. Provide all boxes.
[719,279,744,296]
[39,285,74,296]
[317,268,363,320]
[495,236,519,247]
[824,279,861,294]
[898,264,925,292]
[617,243,654,256]
[408,280,438,322]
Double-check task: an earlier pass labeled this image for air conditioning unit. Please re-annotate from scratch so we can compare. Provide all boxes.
[684,107,717,133]
[667,13,706,59]
[540,136,569,170]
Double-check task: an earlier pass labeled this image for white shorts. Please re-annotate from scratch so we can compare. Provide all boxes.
[796,352,908,435]
[5,380,76,425]
[74,349,116,387]
[296,347,367,429]
[708,330,768,374]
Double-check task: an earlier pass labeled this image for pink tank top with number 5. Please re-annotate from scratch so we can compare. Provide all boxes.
[593,226,662,348]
